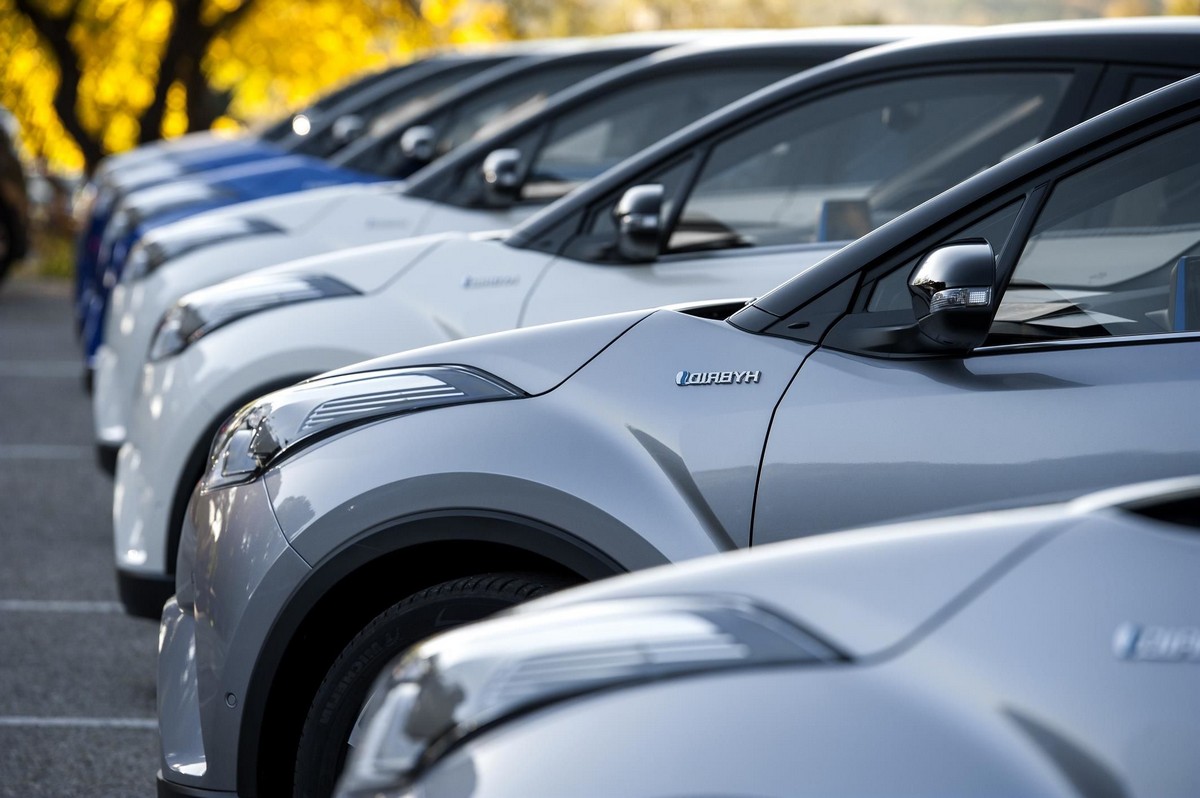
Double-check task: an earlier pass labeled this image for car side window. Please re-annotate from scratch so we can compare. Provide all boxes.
[988,120,1200,345]
[438,64,608,157]
[664,71,1072,255]
[301,64,479,158]
[1123,72,1194,103]
[521,67,794,203]
[588,156,698,239]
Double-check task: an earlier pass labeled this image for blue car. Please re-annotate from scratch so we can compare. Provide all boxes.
[78,36,692,372]
[74,53,509,343]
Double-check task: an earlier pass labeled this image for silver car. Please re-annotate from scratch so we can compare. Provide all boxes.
[160,65,1200,797]
[339,477,1200,798]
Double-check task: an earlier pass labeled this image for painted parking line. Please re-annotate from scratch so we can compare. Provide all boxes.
[0,361,80,378]
[0,716,156,730]
[0,600,124,613]
[0,445,92,460]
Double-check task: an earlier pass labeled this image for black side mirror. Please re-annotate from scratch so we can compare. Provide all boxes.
[481,148,522,207]
[399,125,437,164]
[331,114,365,145]
[613,184,663,263]
[908,239,997,353]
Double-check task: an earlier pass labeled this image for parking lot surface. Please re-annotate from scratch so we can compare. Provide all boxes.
[0,276,158,797]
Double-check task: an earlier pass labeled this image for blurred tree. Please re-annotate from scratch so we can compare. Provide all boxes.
[503,0,798,38]
[1164,0,1199,12]
[0,0,508,172]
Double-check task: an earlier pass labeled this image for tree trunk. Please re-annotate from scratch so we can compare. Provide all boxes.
[139,0,257,143]
[12,0,105,171]
[12,0,261,168]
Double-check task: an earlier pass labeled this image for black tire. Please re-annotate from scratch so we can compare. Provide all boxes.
[292,572,569,798]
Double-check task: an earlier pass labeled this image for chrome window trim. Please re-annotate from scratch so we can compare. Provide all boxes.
[974,330,1200,356]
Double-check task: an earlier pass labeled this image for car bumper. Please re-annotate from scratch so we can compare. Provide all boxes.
[94,275,169,461]
[93,342,131,460]
[113,351,221,609]
[113,439,175,604]
[158,478,309,796]
[93,339,126,473]
[156,771,236,798]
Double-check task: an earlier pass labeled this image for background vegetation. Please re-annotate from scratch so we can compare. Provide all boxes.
[2,0,1199,173]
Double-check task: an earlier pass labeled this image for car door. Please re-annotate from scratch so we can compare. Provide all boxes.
[754,112,1200,544]
[521,65,1087,327]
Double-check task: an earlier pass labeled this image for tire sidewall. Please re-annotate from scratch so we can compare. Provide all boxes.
[293,575,563,798]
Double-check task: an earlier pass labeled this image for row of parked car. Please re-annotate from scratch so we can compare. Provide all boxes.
[77,19,1200,798]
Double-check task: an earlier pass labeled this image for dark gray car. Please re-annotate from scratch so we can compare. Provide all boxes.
[161,24,1200,798]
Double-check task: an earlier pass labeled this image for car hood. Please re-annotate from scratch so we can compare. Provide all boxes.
[204,154,377,195]
[122,156,379,222]
[319,306,656,396]
[235,229,502,294]
[518,501,1070,659]
[100,130,235,177]
[138,180,410,253]
[117,143,289,195]
[121,179,230,223]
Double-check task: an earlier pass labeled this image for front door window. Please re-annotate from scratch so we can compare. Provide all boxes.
[990,120,1200,345]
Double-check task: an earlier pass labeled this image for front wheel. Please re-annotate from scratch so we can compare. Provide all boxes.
[293,572,569,798]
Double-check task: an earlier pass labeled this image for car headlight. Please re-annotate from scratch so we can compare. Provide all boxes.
[148,272,358,362]
[124,217,283,282]
[336,595,843,797]
[204,365,522,490]
[101,207,134,250]
[115,182,228,240]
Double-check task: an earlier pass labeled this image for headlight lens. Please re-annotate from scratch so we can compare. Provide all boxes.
[124,217,282,282]
[204,365,522,490]
[114,182,227,241]
[101,207,133,250]
[148,272,357,362]
[336,595,842,797]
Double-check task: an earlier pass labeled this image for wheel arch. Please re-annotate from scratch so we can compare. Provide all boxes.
[239,510,631,798]
[165,374,317,575]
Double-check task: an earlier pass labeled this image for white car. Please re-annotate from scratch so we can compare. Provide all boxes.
[91,28,909,470]
[116,21,1200,619]
[337,477,1200,798]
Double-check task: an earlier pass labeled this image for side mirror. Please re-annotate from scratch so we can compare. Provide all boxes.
[330,114,365,144]
[613,184,663,263]
[908,239,997,353]
[399,125,437,164]
[480,148,523,206]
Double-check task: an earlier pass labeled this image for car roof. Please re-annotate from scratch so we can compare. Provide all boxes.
[507,18,1200,249]
[730,70,1200,328]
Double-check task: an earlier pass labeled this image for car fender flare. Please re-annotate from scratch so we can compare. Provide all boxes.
[238,484,671,796]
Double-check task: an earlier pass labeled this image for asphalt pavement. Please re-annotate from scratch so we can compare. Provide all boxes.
[0,275,159,797]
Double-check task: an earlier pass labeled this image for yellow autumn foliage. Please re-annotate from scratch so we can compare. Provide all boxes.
[0,0,1190,174]
[0,0,511,171]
